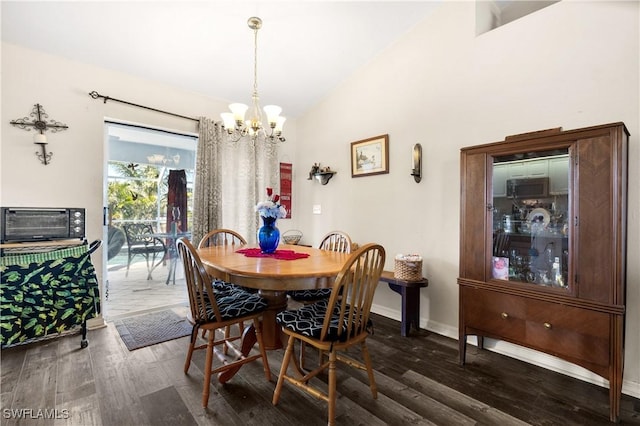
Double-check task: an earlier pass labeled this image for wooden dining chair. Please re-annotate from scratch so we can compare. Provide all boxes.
[272,243,385,426]
[287,230,352,303]
[197,228,247,249]
[176,237,271,408]
[287,231,353,368]
[197,228,250,347]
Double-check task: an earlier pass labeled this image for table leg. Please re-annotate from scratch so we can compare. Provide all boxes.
[218,323,258,383]
[388,283,421,337]
[405,287,421,336]
[165,239,178,285]
[165,258,175,285]
[256,290,288,350]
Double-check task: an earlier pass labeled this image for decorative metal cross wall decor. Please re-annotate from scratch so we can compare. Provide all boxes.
[10,103,69,165]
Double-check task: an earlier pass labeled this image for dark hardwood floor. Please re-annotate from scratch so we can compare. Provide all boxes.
[1,312,639,425]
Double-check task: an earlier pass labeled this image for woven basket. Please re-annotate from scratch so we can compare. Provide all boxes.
[394,259,423,281]
[282,229,303,245]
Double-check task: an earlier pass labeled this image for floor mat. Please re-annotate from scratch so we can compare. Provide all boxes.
[114,309,191,351]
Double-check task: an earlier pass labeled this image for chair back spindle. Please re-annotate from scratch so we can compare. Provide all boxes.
[319,231,352,254]
[198,229,247,249]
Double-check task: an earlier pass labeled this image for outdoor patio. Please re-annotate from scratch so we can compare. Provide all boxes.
[104,250,189,320]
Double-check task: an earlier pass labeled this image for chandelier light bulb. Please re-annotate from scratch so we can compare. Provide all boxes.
[228,103,248,126]
[263,105,282,127]
[274,116,286,134]
[220,113,236,132]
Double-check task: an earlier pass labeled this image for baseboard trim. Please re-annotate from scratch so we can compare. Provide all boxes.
[87,316,106,330]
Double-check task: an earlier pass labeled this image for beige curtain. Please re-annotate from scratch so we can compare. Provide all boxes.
[193,117,280,246]
[192,118,223,245]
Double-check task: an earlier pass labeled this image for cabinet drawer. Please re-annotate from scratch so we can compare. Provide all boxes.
[525,299,610,367]
[462,287,611,368]
[462,287,525,341]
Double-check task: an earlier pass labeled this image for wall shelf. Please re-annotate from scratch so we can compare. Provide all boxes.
[313,171,336,185]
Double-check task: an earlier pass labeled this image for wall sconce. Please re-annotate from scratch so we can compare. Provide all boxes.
[307,163,336,185]
[33,132,52,165]
[411,143,422,183]
[10,103,69,165]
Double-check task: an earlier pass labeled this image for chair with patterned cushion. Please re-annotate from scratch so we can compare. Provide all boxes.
[197,228,249,348]
[272,243,385,426]
[287,231,352,303]
[122,223,167,280]
[197,228,247,249]
[287,231,352,368]
[176,237,271,408]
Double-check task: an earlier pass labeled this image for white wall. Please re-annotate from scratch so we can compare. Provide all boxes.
[2,0,638,400]
[293,1,640,397]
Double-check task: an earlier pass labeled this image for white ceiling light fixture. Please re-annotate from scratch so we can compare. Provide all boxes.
[221,17,286,143]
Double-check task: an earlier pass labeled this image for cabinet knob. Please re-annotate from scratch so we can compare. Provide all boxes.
[544,322,552,330]
[501,312,508,319]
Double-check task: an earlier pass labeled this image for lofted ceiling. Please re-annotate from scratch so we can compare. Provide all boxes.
[2,1,444,119]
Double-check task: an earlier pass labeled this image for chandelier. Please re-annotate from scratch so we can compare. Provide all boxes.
[221,17,286,143]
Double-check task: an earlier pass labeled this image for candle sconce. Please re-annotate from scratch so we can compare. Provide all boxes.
[10,103,69,165]
[308,163,336,185]
[411,143,422,183]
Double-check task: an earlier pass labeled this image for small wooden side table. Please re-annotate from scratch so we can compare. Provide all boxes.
[379,270,428,337]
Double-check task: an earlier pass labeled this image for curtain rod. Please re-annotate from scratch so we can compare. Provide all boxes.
[89,91,199,123]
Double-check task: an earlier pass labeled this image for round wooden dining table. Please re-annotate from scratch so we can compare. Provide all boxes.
[198,244,349,347]
[198,244,349,382]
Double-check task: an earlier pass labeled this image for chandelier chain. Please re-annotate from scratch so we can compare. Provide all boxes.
[253,26,259,98]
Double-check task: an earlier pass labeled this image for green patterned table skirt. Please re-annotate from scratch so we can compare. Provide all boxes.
[1,242,100,348]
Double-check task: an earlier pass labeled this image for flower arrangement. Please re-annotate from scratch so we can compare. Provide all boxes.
[256,187,287,219]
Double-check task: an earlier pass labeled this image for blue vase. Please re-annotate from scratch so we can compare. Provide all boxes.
[258,216,280,254]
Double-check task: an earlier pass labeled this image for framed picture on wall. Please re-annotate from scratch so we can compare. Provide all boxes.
[350,134,389,177]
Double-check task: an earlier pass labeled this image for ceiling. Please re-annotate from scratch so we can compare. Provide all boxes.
[2,1,444,119]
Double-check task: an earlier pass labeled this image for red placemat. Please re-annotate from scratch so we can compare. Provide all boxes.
[236,248,310,260]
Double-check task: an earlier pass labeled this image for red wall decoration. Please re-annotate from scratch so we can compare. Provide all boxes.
[280,162,292,218]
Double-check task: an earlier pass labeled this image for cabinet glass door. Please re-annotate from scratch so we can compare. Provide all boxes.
[491,149,570,288]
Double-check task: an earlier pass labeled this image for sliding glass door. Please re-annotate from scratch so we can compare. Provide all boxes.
[103,121,197,319]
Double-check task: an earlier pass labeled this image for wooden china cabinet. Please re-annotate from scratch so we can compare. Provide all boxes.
[458,122,628,422]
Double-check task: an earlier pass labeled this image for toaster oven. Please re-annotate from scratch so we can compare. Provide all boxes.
[1,207,86,243]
